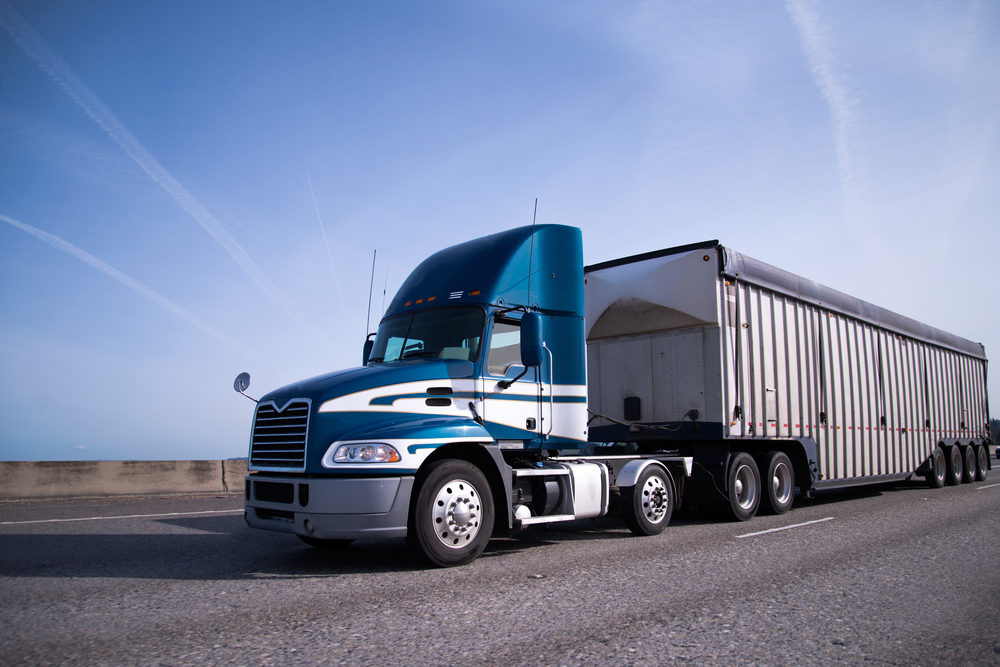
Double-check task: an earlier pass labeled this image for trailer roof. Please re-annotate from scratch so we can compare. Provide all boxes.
[586,240,986,360]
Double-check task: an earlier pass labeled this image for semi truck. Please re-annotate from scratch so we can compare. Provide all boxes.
[238,224,991,566]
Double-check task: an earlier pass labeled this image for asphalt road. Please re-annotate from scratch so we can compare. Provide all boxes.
[2,473,999,666]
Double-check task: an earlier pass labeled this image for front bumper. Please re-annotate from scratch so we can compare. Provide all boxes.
[244,474,414,540]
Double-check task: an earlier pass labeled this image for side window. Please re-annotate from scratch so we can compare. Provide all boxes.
[487,319,521,376]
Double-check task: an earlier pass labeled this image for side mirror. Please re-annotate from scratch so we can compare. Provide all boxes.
[233,372,251,393]
[233,372,257,403]
[520,312,543,367]
[362,335,375,366]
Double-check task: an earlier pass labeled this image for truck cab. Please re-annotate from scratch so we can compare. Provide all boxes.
[243,225,673,566]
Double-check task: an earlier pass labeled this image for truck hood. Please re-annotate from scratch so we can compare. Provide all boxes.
[260,359,475,407]
[254,359,484,473]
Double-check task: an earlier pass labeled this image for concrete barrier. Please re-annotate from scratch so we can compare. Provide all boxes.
[0,460,248,501]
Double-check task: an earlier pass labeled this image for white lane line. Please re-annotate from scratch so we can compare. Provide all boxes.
[976,483,1000,490]
[0,509,244,526]
[736,517,834,539]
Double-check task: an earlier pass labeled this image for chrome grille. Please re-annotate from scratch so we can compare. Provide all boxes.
[250,400,309,470]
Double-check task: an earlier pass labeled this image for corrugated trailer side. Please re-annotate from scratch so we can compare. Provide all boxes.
[585,241,991,520]
[721,247,989,487]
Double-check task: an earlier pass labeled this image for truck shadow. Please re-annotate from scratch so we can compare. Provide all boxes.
[0,480,949,580]
[0,509,710,580]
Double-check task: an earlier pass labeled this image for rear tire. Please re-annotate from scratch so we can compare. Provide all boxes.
[924,447,946,489]
[409,459,494,567]
[758,451,794,515]
[722,452,760,521]
[945,445,963,486]
[621,465,674,536]
[974,445,989,481]
[962,446,977,484]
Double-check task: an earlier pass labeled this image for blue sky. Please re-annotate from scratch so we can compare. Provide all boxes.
[1,1,997,461]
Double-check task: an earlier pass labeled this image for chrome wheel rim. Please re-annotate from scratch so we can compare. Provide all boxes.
[734,464,757,510]
[772,461,792,505]
[934,451,946,481]
[641,474,669,524]
[431,478,481,549]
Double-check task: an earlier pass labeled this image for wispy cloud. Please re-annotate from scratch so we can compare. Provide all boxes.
[0,1,318,338]
[0,212,247,354]
[305,171,346,311]
[785,0,864,229]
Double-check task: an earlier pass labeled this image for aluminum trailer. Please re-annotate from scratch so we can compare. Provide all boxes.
[585,240,991,518]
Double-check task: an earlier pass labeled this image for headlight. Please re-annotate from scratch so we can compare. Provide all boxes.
[332,443,401,463]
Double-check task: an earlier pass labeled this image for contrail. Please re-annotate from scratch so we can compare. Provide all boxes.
[785,0,863,226]
[0,1,317,337]
[305,171,346,311]
[0,212,247,354]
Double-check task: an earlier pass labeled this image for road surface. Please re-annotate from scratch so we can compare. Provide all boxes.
[2,475,999,665]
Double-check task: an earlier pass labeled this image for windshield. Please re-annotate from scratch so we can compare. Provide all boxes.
[368,307,484,363]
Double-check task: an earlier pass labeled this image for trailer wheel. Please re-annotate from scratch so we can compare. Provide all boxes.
[974,445,989,481]
[758,451,794,515]
[409,459,494,567]
[722,452,760,521]
[621,465,674,536]
[945,445,963,486]
[924,447,946,489]
[961,446,977,484]
[298,536,354,549]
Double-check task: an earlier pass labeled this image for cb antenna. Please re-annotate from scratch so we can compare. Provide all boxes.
[526,198,537,309]
[366,249,377,336]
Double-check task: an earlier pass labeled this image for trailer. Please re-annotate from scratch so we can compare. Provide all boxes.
[585,240,991,518]
[239,225,991,566]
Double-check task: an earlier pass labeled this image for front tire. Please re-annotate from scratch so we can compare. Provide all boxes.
[410,460,494,567]
[722,452,760,521]
[621,465,674,536]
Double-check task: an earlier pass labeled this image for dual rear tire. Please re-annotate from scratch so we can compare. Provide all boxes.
[716,451,795,521]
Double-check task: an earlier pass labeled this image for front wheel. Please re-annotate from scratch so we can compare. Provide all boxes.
[410,459,494,567]
[621,465,674,536]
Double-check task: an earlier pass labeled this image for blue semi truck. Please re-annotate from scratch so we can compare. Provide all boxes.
[238,224,990,566]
